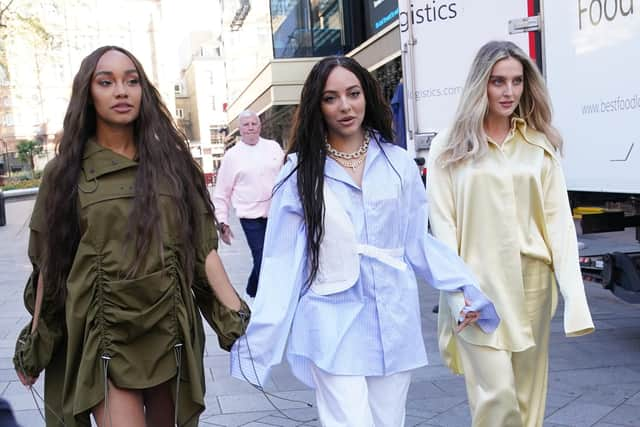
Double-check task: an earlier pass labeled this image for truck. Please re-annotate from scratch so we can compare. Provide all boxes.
[398,0,640,302]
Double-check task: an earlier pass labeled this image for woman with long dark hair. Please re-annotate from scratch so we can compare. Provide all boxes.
[428,41,594,427]
[230,56,499,426]
[13,46,249,426]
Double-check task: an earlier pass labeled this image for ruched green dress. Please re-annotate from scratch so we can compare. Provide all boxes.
[14,140,248,426]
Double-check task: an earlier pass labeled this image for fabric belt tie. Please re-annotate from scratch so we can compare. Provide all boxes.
[356,244,406,271]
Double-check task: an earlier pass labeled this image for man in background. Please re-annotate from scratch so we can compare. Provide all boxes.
[213,111,284,298]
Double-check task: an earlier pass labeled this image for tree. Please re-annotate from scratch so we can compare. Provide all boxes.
[0,1,16,29]
[16,139,42,178]
[0,1,57,83]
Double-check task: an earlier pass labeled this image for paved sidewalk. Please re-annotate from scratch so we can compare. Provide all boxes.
[0,197,639,426]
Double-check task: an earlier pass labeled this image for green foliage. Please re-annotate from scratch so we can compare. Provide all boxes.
[16,139,43,178]
[17,139,42,162]
[0,176,40,190]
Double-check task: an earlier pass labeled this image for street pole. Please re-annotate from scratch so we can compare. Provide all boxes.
[1,138,10,177]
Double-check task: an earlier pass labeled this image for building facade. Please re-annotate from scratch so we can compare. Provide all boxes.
[175,32,228,177]
[0,0,175,175]
[221,0,402,148]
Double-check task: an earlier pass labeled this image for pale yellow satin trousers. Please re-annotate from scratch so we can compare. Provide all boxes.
[456,256,554,427]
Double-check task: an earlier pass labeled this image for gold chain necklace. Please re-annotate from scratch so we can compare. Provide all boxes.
[331,155,367,170]
[325,133,369,170]
[325,133,369,159]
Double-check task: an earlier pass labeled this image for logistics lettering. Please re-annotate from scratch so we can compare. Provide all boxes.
[578,0,634,29]
[400,1,458,32]
[415,85,462,99]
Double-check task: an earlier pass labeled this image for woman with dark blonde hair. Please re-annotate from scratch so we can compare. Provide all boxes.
[428,40,595,427]
[13,46,249,426]
[230,55,499,426]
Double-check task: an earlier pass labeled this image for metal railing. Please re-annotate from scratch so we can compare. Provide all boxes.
[0,187,39,227]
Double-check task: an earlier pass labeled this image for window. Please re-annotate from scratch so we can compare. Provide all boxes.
[211,97,216,111]
[271,0,344,58]
[4,113,13,126]
[210,125,227,145]
[2,96,9,107]
[364,0,399,37]
[174,84,183,94]
[176,108,184,119]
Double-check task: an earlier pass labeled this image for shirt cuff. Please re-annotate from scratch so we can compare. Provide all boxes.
[461,285,500,333]
[230,337,272,388]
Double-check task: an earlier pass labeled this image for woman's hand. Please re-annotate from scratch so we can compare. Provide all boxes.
[456,298,480,333]
[17,370,38,387]
[219,223,234,245]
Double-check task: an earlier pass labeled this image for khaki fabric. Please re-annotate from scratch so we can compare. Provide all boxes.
[14,140,249,426]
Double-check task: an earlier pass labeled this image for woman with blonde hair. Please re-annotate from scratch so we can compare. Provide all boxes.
[427,40,595,427]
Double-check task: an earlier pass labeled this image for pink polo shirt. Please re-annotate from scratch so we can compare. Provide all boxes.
[212,137,284,224]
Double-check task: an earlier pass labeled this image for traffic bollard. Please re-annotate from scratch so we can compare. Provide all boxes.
[0,189,5,227]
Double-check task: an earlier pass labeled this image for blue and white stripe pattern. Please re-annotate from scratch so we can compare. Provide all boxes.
[231,138,499,388]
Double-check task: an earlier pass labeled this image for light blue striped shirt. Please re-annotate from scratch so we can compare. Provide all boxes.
[230,139,498,388]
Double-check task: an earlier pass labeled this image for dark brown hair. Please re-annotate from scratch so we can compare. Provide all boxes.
[42,45,214,306]
[285,55,394,286]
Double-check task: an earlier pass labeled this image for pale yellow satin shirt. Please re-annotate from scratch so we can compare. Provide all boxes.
[427,118,595,374]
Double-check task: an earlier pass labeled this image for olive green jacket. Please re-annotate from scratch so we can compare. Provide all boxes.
[14,140,249,426]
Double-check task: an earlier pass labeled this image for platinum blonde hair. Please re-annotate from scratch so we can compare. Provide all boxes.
[439,40,562,166]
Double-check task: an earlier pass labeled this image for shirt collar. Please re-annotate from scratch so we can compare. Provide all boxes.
[82,138,138,180]
[487,116,526,146]
[240,137,261,147]
[511,116,527,133]
[513,117,559,159]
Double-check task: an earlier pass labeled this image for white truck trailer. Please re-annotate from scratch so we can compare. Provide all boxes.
[399,0,640,301]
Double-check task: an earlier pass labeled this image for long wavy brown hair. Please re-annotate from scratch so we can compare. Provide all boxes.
[42,45,214,307]
[284,56,394,286]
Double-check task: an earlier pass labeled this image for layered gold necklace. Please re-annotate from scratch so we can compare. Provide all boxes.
[325,133,370,170]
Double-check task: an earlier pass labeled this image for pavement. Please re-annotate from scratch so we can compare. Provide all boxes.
[0,196,639,427]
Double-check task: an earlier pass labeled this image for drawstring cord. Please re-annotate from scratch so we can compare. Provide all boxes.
[101,354,113,427]
[173,343,184,427]
[235,311,317,425]
[17,320,259,426]
[17,338,67,426]
[18,347,181,427]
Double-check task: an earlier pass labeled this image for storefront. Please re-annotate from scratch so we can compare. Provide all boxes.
[225,1,402,147]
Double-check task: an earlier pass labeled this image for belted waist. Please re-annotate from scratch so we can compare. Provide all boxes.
[356,244,406,271]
